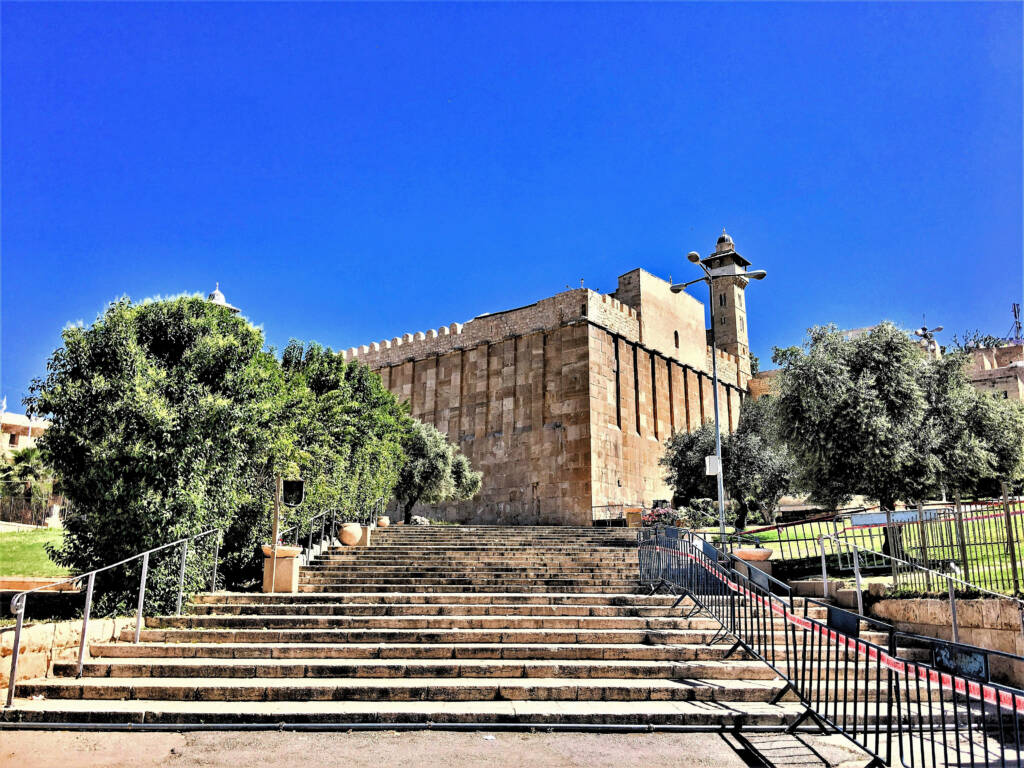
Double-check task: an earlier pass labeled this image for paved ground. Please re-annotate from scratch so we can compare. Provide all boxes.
[1,729,869,768]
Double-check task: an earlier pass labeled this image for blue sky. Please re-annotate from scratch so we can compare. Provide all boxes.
[3,2,1022,407]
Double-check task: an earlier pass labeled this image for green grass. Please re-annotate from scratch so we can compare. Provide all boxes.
[0,528,70,578]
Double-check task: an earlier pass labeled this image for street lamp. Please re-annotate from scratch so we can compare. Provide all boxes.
[671,239,766,547]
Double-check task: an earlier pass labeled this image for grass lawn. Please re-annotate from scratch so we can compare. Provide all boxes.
[0,528,70,578]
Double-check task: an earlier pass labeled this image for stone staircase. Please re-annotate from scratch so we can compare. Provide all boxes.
[1,526,916,726]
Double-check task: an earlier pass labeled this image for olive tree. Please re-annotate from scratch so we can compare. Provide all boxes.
[393,420,481,524]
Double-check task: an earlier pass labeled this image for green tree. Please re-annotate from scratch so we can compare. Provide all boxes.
[949,330,1006,351]
[28,296,283,613]
[660,398,792,530]
[278,340,407,530]
[773,323,1024,511]
[660,421,717,508]
[724,397,793,529]
[394,420,482,524]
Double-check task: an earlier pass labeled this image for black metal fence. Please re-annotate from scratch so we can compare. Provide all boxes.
[743,486,1024,598]
[639,526,1024,767]
[0,496,70,527]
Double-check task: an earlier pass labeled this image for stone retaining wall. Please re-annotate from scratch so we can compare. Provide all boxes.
[0,616,136,693]
[871,598,1024,686]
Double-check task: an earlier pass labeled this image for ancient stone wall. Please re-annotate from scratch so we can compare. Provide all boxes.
[352,273,749,525]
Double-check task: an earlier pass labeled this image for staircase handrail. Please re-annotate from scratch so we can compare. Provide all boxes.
[4,526,221,707]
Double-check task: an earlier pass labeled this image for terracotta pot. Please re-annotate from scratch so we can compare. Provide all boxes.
[340,523,363,546]
[734,548,772,562]
[377,516,390,528]
[260,545,302,558]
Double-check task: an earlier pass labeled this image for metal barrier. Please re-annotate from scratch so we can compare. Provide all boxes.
[638,526,1024,767]
[4,526,221,707]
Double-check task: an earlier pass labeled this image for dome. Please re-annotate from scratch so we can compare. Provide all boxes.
[715,229,735,254]
[206,283,240,314]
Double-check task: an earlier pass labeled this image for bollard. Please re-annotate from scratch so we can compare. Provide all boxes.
[5,596,26,707]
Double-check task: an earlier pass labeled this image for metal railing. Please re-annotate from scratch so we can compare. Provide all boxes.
[4,526,221,707]
[743,484,1024,598]
[274,499,385,567]
[816,534,1024,643]
[639,526,1024,767]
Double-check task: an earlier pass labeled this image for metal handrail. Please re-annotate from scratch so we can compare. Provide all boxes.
[639,526,1024,768]
[4,526,221,707]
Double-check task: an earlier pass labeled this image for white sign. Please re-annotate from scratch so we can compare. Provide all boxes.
[705,455,720,476]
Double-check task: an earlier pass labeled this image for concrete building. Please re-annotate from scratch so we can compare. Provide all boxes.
[966,344,1024,400]
[0,412,48,459]
[343,233,758,525]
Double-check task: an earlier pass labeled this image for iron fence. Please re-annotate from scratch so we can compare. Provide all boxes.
[743,484,1024,598]
[638,526,1024,767]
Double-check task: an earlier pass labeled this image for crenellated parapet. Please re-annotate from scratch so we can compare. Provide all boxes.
[343,288,640,369]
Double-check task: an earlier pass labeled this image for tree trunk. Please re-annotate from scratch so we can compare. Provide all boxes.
[403,498,418,525]
[734,499,750,532]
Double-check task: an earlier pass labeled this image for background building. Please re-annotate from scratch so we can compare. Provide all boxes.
[344,235,758,525]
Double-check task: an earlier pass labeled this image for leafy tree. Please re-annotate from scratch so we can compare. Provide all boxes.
[28,296,284,613]
[394,420,481,524]
[1,446,52,502]
[660,422,717,509]
[660,398,792,530]
[724,397,793,529]
[278,340,407,530]
[949,330,1006,351]
[773,324,1024,511]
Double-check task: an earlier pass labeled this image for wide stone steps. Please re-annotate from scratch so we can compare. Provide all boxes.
[56,658,787,680]
[87,641,764,662]
[1,698,807,726]
[1,527,922,728]
[20,675,871,703]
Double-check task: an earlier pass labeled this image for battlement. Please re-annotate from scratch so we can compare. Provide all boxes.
[343,288,641,368]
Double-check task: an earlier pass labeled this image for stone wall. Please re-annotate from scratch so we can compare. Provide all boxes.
[871,598,1024,687]
[0,616,137,694]
[352,271,750,525]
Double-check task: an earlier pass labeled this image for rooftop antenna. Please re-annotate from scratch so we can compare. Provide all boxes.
[1007,303,1023,344]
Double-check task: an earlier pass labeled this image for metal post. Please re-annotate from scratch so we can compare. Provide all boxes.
[707,281,726,546]
[175,540,189,616]
[952,492,971,582]
[76,572,95,678]
[947,576,959,644]
[885,510,900,588]
[1001,482,1020,595]
[269,475,281,593]
[852,545,864,616]
[134,552,149,644]
[211,534,220,591]
[819,535,829,598]
[917,503,932,591]
[5,596,26,707]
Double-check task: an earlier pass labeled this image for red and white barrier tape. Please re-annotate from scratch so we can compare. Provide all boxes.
[646,542,1024,716]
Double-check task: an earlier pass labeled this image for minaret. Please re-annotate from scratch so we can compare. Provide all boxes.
[702,230,752,375]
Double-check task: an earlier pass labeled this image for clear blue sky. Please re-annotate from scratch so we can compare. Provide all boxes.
[3,2,1022,407]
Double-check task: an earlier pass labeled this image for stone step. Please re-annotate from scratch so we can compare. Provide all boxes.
[15,675,911,704]
[188,602,826,619]
[297,584,645,594]
[146,614,799,632]
[0,698,806,726]
[89,642,755,662]
[122,626,893,646]
[57,657,791,680]
[190,592,680,606]
[297,582,641,589]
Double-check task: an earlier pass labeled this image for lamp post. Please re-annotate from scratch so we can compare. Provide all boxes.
[671,246,766,547]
